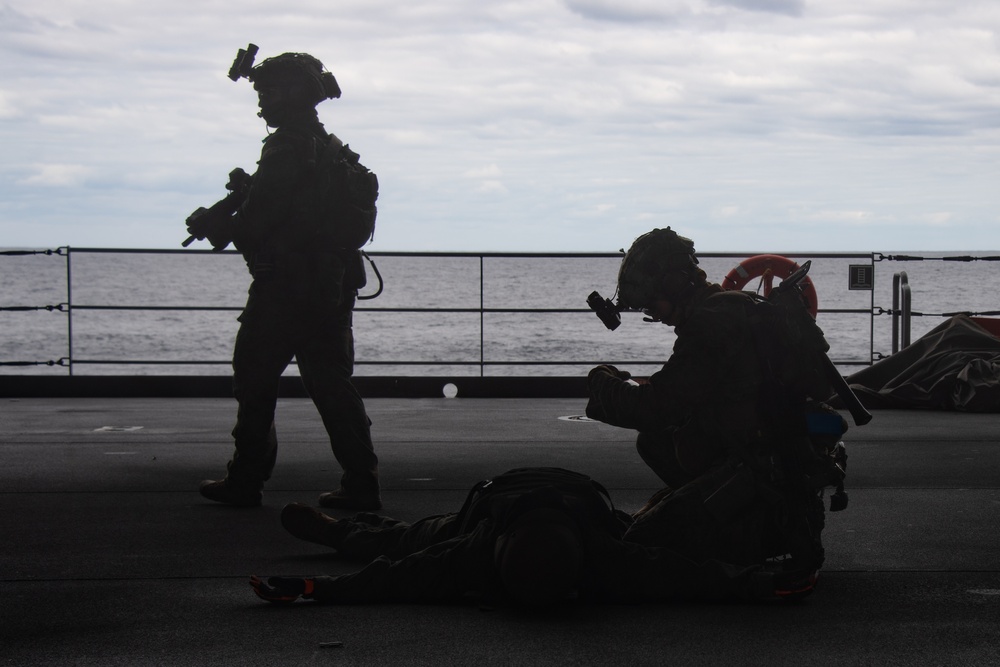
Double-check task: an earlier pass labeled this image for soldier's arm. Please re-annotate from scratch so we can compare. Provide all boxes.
[231,134,306,253]
[586,366,686,432]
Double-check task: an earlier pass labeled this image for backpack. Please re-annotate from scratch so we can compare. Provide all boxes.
[308,134,379,249]
[455,467,632,540]
[742,265,851,520]
[745,285,835,406]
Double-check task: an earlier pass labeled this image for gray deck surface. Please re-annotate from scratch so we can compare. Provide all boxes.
[2,396,999,666]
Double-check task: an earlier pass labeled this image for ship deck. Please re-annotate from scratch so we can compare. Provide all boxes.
[2,396,999,665]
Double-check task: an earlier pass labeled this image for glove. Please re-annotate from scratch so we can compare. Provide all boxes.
[249,575,315,604]
[584,395,606,422]
[586,365,637,423]
[588,364,631,381]
[185,208,234,251]
[205,216,234,251]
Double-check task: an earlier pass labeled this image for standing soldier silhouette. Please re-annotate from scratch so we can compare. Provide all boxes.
[188,46,381,510]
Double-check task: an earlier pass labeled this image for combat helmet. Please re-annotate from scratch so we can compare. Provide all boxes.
[227,44,341,118]
[616,227,705,310]
[249,52,341,106]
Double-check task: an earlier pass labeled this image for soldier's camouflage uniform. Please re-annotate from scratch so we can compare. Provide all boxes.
[224,108,379,499]
[302,470,764,604]
[587,284,826,569]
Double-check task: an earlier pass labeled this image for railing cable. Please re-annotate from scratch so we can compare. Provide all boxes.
[0,303,68,312]
[0,357,69,367]
[0,248,66,257]
[875,253,1000,262]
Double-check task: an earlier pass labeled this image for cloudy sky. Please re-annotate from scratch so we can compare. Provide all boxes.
[2,0,998,252]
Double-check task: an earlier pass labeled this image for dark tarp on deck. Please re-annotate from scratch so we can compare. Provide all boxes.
[845,315,1000,412]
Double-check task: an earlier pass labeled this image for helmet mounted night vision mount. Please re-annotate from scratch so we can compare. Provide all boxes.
[228,44,259,82]
[587,289,623,331]
[227,43,342,101]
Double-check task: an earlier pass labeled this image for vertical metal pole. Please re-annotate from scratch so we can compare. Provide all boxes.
[901,277,911,349]
[892,272,900,354]
[869,253,875,365]
[65,246,73,376]
[479,255,485,377]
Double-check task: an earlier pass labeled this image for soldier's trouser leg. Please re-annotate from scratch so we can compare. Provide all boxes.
[227,293,295,488]
[296,305,379,497]
[635,429,689,489]
[334,513,460,561]
[310,520,496,604]
[586,529,755,602]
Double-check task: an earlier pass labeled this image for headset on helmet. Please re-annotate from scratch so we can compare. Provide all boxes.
[227,43,341,103]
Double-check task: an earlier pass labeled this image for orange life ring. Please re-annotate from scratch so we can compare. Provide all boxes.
[722,254,819,319]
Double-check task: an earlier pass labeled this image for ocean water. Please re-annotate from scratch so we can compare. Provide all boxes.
[2,248,999,378]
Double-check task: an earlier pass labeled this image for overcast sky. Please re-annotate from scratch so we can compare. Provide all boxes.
[2,0,998,252]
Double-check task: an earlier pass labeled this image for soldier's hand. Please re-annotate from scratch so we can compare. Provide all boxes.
[584,395,607,422]
[185,208,233,251]
[250,575,313,604]
[588,364,631,381]
[185,207,211,240]
[205,215,234,251]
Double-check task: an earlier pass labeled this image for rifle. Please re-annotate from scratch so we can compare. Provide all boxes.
[772,261,872,426]
[181,167,253,249]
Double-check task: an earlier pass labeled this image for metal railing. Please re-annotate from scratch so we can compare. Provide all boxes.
[892,271,912,354]
[3,246,882,375]
[882,254,1000,355]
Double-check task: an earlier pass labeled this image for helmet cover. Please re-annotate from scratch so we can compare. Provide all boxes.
[616,227,701,309]
[250,52,341,106]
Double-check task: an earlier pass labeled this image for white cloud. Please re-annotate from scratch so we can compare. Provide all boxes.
[18,164,93,187]
[709,0,803,15]
[802,210,882,225]
[0,1,998,252]
[466,164,509,194]
[918,212,954,226]
[464,164,504,179]
[0,90,14,118]
[475,180,509,194]
[563,0,692,23]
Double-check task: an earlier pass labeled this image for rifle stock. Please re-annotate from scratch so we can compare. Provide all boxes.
[821,354,872,426]
[770,259,872,426]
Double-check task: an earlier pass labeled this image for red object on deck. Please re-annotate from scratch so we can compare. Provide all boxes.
[971,317,1000,339]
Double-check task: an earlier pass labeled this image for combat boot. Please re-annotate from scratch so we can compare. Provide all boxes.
[280,502,345,546]
[199,478,263,507]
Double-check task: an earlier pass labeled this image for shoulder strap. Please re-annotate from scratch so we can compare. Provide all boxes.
[588,477,616,513]
[326,132,344,154]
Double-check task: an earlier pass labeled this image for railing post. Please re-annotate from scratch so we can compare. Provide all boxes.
[891,272,900,354]
[869,254,876,366]
[901,278,911,349]
[891,271,910,354]
[65,246,74,376]
[479,255,485,378]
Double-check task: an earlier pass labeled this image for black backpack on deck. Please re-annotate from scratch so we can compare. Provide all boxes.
[455,467,632,539]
